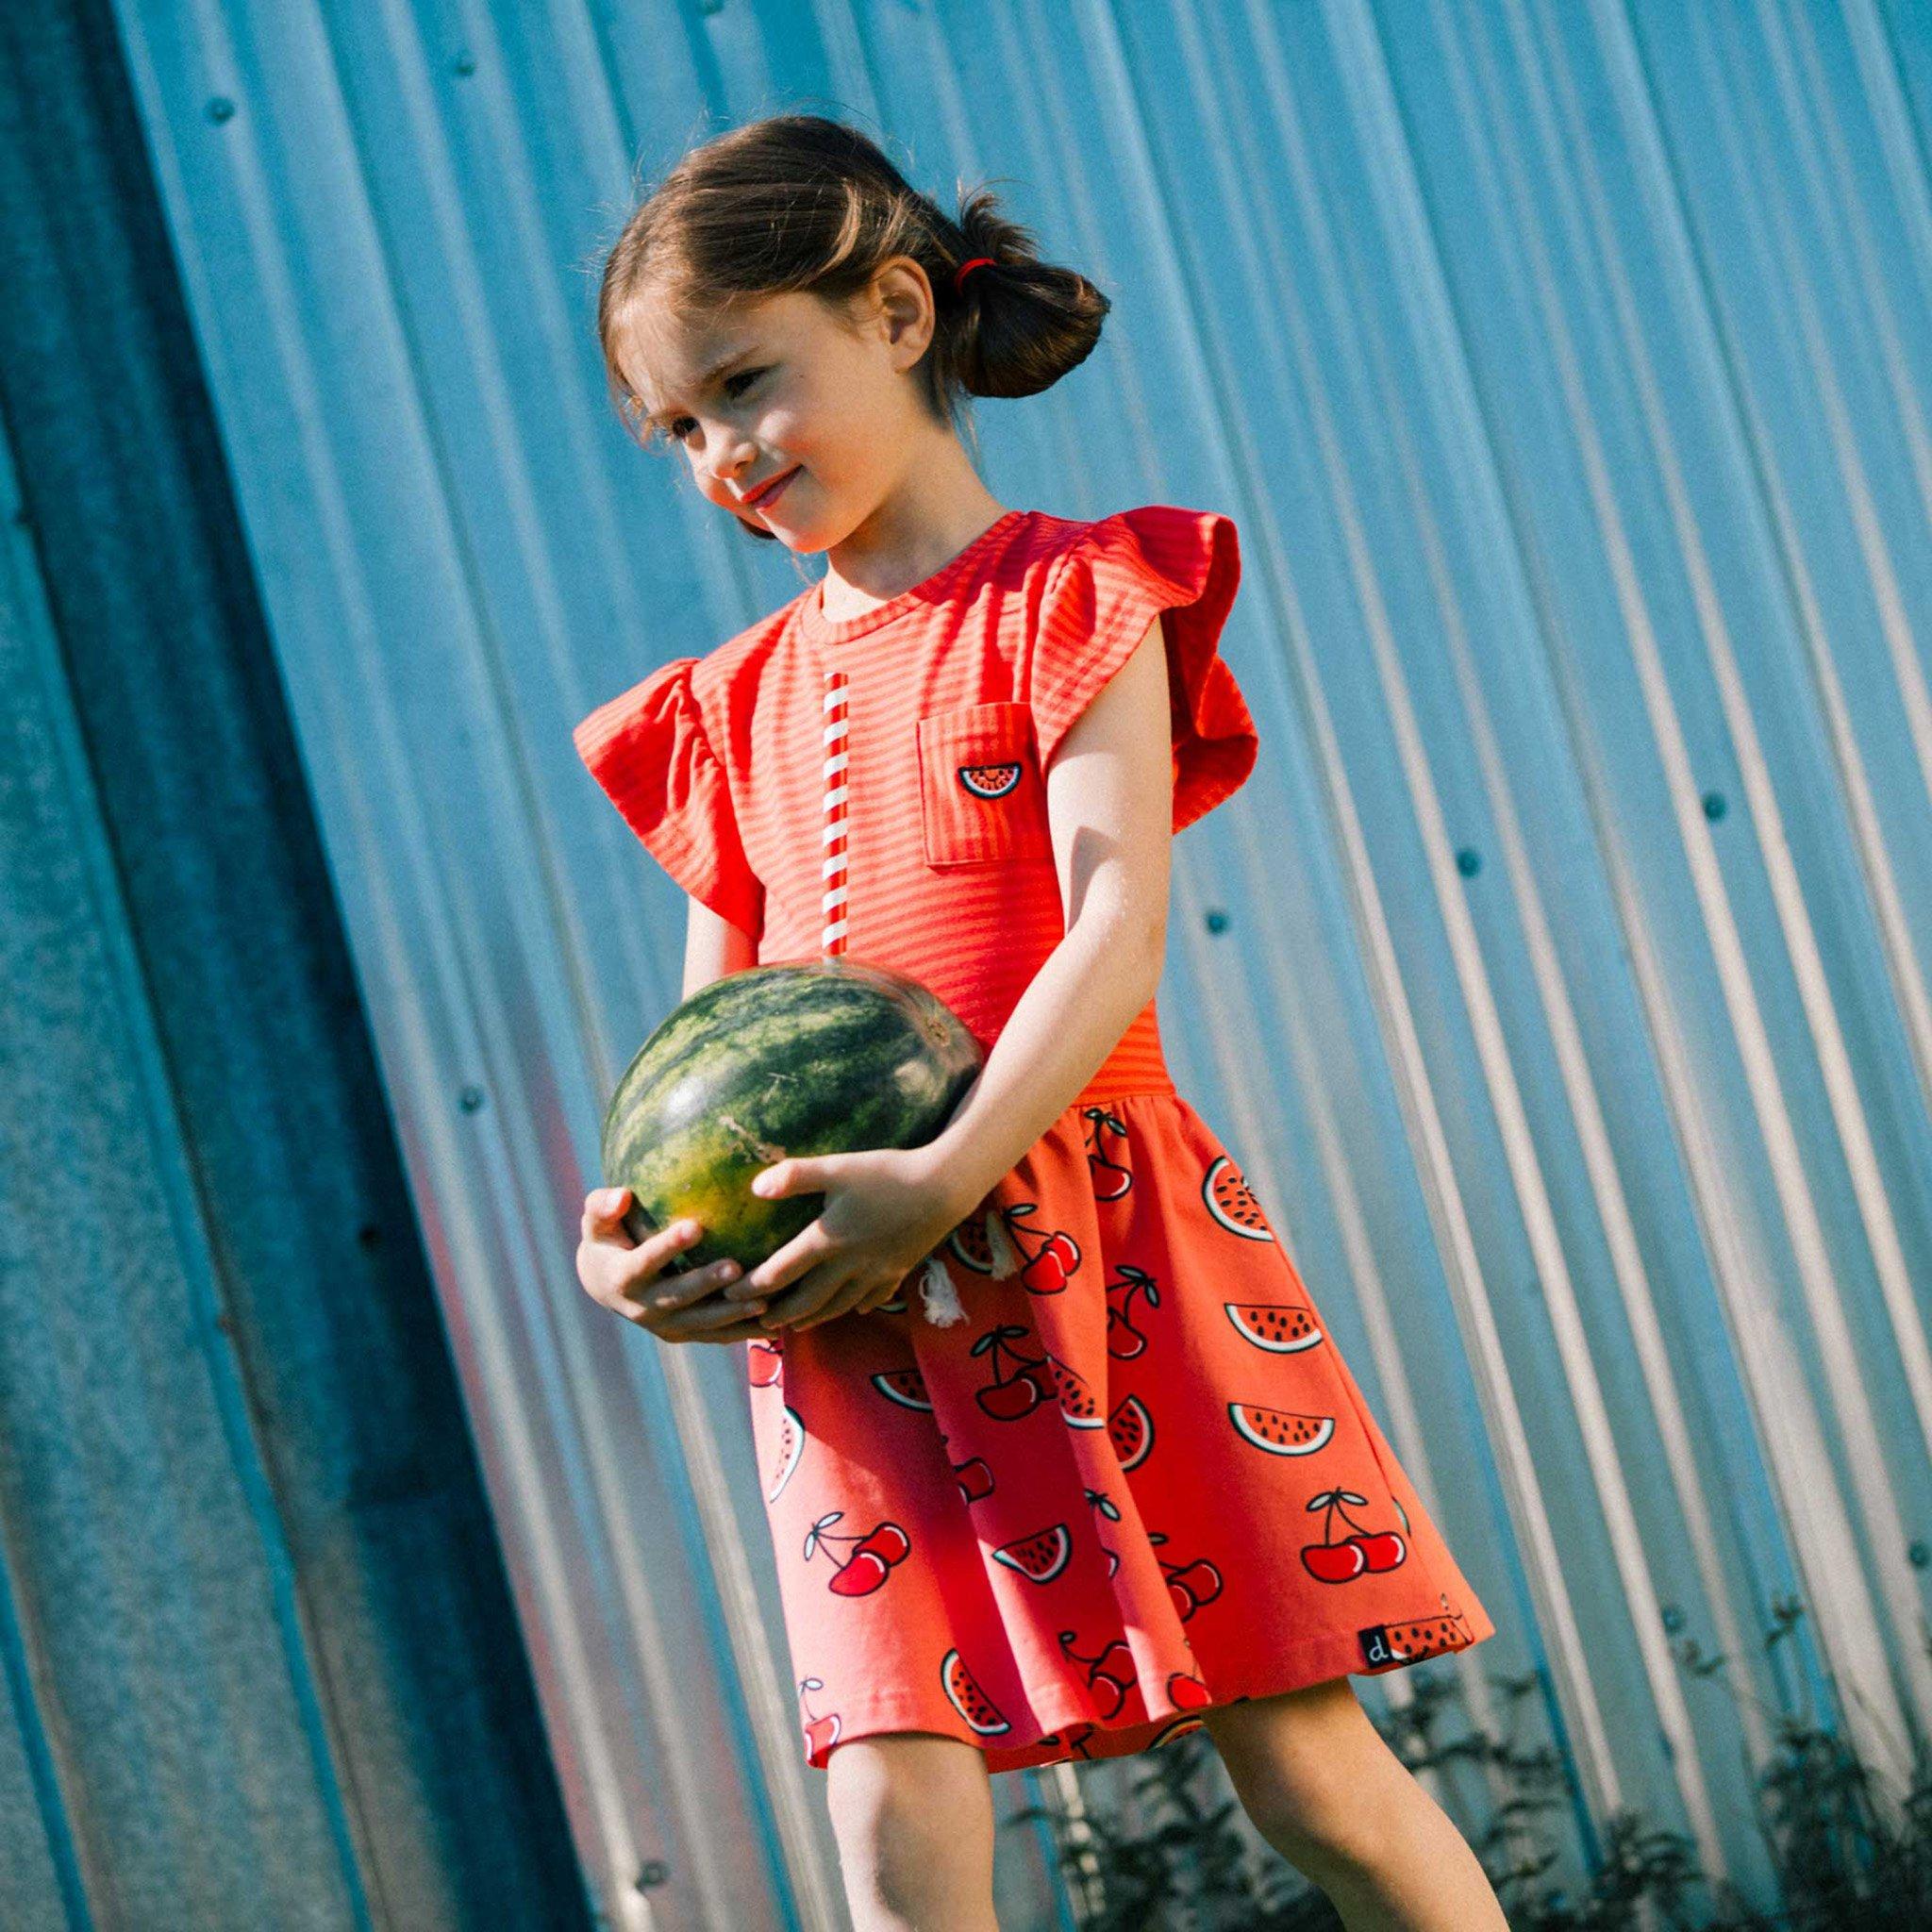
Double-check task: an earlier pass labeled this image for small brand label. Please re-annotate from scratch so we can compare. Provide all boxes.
[1357,1624,1406,1669]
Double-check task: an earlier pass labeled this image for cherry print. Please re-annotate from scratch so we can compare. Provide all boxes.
[747,1339,784,1389]
[1105,1262,1161,1359]
[951,1453,995,1504]
[805,1509,905,1596]
[1082,1105,1133,1202]
[1167,1671,1213,1711]
[1300,1489,1407,1583]
[938,1423,995,1503]
[1058,1628,1138,1720]
[827,1550,888,1596]
[1150,1529,1224,1620]
[1084,1486,1121,1524]
[1083,1487,1124,1580]
[799,1676,841,1761]
[855,1522,911,1566]
[1035,1722,1101,1760]
[1352,1527,1408,1573]
[971,1324,1053,1421]
[991,1201,1082,1295]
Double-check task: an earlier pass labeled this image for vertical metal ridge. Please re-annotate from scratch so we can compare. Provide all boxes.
[89,0,1932,1916]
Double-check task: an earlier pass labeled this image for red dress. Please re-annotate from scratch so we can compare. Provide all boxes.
[574,506,1494,1773]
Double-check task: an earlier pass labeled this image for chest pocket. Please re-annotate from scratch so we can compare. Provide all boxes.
[916,699,1053,869]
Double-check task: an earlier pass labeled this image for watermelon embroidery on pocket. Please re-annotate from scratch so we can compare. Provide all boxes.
[958,759,1022,798]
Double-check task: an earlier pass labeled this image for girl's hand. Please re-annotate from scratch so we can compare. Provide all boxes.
[722,1148,969,1333]
[575,1187,773,1344]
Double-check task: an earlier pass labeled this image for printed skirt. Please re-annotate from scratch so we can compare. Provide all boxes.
[744,1088,1495,1773]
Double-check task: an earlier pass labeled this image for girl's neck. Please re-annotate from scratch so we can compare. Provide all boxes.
[817,474,1010,624]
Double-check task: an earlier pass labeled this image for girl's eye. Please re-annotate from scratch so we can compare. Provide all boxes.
[668,368,765,443]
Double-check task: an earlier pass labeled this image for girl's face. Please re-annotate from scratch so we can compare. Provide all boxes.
[620,266,942,548]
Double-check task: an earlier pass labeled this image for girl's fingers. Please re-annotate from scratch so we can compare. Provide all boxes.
[790,1278,880,1332]
[580,1185,634,1242]
[654,1290,776,1342]
[758,1262,853,1332]
[624,1253,741,1312]
[613,1218,708,1287]
[739,1224,833,1300]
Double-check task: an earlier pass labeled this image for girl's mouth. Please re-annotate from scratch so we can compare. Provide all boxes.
[747,466,800,511]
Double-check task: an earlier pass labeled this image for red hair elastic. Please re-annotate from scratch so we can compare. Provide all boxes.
[953,255,996,292]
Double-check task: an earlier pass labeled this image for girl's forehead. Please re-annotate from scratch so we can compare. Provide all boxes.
[624,292,815,395]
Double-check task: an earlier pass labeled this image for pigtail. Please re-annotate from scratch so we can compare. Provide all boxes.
[939,184,1111,402]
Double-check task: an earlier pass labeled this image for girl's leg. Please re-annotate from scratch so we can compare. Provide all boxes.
[824,1730,999,1931]
[1202,1675,1507,1931]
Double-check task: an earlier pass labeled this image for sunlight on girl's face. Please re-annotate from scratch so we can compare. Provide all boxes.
[620,273,939,548]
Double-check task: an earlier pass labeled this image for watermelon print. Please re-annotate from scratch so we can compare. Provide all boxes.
[575,505,1495,1774]
[747,1095,1494,1772]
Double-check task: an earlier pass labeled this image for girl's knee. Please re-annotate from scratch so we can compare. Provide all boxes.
[825,1732,995,1924]
[1203,1679,1398,1861]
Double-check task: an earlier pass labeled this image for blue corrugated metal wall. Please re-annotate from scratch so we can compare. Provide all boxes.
[0,0,593,1926]
[22,0,1928,1924]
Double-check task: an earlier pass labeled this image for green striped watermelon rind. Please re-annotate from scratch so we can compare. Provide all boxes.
[600,958,983,1274]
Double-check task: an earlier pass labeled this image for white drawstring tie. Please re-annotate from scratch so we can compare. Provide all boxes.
[914,1202,1019,1326]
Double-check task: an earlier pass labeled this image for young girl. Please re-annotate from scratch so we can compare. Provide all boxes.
[572,114,1505,1931]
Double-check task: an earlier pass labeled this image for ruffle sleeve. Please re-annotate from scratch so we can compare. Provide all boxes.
[1029,505,1259,834]
[571,655,765,940]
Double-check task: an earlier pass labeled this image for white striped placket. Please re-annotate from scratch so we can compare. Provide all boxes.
[821,667,850,958]
[808,656,1007,1326]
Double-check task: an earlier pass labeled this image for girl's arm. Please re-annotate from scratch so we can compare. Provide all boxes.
[681,892,758,1001]
[918,614,1175,1220]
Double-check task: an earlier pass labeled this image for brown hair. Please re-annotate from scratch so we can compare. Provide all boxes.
[595,113,1109,538]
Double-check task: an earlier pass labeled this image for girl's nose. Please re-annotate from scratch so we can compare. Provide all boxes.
[704,435,759,491]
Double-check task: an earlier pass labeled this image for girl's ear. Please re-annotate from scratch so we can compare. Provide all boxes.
[874,258,937,366]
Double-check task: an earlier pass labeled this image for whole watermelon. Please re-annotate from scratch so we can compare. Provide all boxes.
[600,958,984,1274]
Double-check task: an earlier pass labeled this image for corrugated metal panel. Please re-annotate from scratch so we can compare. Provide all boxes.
[92,0,1932,1922]
[0,0,592,1924]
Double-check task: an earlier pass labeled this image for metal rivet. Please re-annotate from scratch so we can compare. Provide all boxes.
[1205,908,1228,934]
[1909,1541,1929,1570]
[458,1085,486,1113]
[1702,791,1727,822]
[1660,1602,1685,1634]
[207,96,236,124]
[453,51,475,76]
[1456,847,1481,878]
[634,1859,670,1890]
